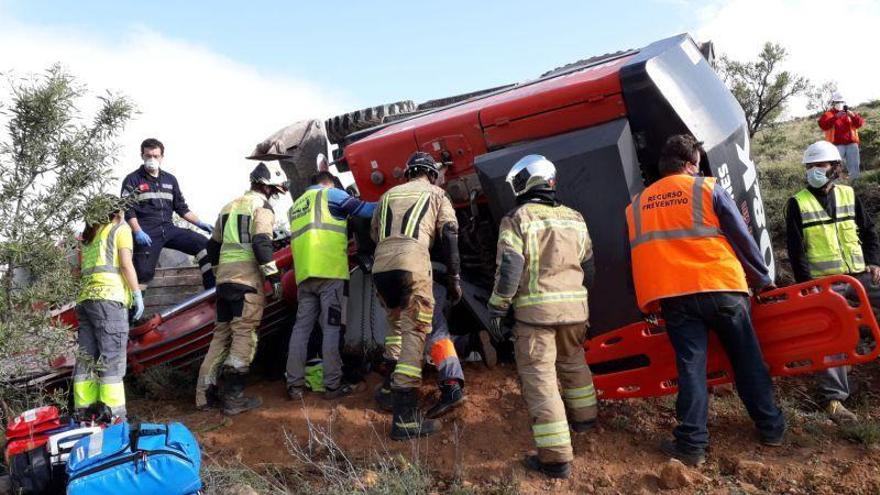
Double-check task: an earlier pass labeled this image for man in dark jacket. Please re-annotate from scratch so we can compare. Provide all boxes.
[785,140,880,424]
[121,138,215,290]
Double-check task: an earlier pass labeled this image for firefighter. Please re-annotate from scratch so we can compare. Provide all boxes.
[625,135,785,466]
[817,93,865,179]
[285,171,376,400]
[374,278,467,419]
[785,141,880,424]
[74,195,144,421]
[194,162,288,415]
[371,151,462,440]
[487,154,597,480]
[121,138,215,292]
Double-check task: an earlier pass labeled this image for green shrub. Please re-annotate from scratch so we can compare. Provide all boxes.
[859,126,880,170]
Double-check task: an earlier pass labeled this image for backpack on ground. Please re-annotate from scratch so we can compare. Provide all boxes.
[5,406,79,494]
[66,422,202,495]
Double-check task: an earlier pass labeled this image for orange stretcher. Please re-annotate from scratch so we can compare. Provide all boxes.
[587,275,880,399]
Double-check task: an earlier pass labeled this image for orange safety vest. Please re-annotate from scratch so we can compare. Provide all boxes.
[625,174,748,313]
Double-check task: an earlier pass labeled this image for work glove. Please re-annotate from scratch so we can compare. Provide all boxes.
[487,305,508,343]
[268,274,283,300]
[447,275,462,307]
[133,230,152,247]
[131,290,145,321]
[196,221,214,235]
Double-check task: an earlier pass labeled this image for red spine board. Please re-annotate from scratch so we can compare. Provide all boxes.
[587,275,880,399]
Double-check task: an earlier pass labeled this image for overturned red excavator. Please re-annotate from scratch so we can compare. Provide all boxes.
[39,34,879,398]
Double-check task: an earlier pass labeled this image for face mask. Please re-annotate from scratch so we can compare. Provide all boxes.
[833,103,845,111]
[806,167,830,188]
[144,158,160,173]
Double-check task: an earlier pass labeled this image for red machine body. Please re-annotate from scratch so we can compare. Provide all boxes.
[345,53,632,203]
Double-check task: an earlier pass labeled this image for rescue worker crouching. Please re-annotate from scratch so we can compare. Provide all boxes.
[785,141,880,424]
[625,135,785,467]
[285,171,376,400]
[487,155,598,480]
[371,151,463,440]
[121,138,216,293]
[195,162,288,415]
[74,195,144,422]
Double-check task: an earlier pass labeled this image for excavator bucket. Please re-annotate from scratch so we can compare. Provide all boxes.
[248,119,330,200]
[587,275,880,399]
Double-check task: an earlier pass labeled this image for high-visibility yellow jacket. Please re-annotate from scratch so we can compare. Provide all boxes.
[214,190,277,290]
[77,221,133,306]
[793,185,865,277]
[289,187,349,284]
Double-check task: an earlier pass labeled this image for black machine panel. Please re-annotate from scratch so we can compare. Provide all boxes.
[474,119,644,335]
[620,33,775,279]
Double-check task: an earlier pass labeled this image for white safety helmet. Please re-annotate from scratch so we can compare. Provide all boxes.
[250,161,290,192]
[831,92,845,103]
[802,141,842,166]
[506,155,557,196]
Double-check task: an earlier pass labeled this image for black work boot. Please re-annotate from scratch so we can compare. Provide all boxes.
[570,418,597,433]
[660,439,706,467]
[425,380,466,419]
[221,368,263,416]
[373,361,395,412]
[197,385,221,411]
[522,455,571,479]
[390,388,441,441]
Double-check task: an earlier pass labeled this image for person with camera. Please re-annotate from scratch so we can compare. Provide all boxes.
[818,93,866,179]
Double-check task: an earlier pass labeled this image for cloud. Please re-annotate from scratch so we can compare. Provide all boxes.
[0,14,353,222]
[695,0,880,115]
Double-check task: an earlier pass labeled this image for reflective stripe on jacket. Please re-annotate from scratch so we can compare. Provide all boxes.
[794,185,865,277]
[370,178,458,277]
[490,202,590,325]
[625,174,748,313]
[77,222,132,306]
[214,190,276,289]
[289,187,349,284]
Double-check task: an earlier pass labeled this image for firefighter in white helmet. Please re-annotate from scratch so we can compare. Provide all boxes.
[195,162,288,415]
[487,154,597,479]
[785,141,880,424]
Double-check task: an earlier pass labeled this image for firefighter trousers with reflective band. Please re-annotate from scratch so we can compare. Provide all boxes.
[374,270,434,389]
[514,321,597,463]
[380,281,465,385]
[286,278,346,390]
[73,300,130,418]
[195,285,265,407]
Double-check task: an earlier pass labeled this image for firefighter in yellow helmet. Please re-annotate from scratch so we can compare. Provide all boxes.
[371,151,462,440]
[195,162,288,415]
[74,194,143,421]
[487,155,597,479]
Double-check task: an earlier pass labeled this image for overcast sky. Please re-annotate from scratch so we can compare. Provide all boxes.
[0,0,877,220]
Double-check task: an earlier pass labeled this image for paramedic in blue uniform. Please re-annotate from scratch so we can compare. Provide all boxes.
[121,138,216,290]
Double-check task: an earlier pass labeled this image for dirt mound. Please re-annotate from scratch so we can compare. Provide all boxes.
[129,361,880,494]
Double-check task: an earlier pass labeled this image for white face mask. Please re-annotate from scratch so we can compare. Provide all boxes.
[833,103,845,111]
[806,167,830,188]
[144,158,160,173]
